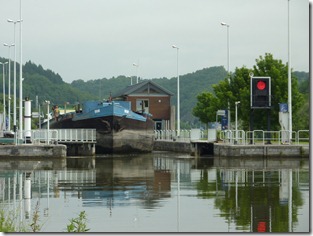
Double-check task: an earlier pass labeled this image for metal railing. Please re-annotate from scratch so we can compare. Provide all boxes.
[245,130,298,145]
[296,130,310,145]
[20,129,96,144]
[154,129,309,145]
[56,129,96,142]
[154,129,206,142]
[219,130,246,145]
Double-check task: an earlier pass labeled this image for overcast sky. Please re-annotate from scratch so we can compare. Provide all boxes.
[0,0,309,83]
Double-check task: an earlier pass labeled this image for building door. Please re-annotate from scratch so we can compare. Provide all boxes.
[155,120,162,130]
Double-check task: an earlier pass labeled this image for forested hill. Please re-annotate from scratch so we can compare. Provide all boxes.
[0,58,309,127]
[23,61,95,104]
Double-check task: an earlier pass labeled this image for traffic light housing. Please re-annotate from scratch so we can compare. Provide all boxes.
[250,77,271,108]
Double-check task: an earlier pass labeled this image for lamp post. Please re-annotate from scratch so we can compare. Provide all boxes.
[172,45,180,137]
[0,62,8,131]
[7,19,21,134]
[19,0,24,140]
[3,43,14,131]
[132,63,139,84]
[287,0,292,143]
[235,101,240,144]
[221,22,231,131]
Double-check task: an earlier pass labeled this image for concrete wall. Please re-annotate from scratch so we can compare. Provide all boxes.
[66,143,95,156]
[0,144,67,158]
[0,158,66,170]
[153,140,191,153]
[154,140,309,158]
[214,144,309,157]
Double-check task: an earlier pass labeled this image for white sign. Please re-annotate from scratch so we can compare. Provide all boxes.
[216,110,225,116]
[32,112,40,118]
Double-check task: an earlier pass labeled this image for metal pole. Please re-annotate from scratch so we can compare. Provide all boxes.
[13,23,17,133]
[227,25,231,131]
[235,101,240,144]
[221,22,231,131]
[46,101,50,144]
[287,0,292,142]
[3,63,6,131]
[1,62,8,131]
[19,0,23,140]
[4,44,13,131]
[177,48,180,137]
[8,48,11,131]
[172,45,180,137]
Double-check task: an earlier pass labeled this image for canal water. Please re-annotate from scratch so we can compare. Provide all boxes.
[0,151,309,233]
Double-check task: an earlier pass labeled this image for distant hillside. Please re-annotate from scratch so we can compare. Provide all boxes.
[0,59,95,108]
[293,71,309,82]
[0,57,309,127]
[70,75,132,101]
[22,61,96,106]
[294,71,310,94]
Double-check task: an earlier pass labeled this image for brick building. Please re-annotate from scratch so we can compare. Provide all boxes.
[112,81,174,130]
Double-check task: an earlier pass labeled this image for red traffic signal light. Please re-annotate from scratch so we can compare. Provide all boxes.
[256,80,266,90]
[250,77,271,108]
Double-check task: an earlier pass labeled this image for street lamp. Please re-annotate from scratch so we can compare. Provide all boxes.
[19,0,24,140]
[0,62,8,131]
[235,101,240,144]
[7,19,21,134]
[172,45,180,137]
[287,0,292,143]
[221,21,231,131]
[132,63,139,84]
[3,43,14,131]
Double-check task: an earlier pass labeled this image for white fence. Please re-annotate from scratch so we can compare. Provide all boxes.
[154,129,309,145]
[20,129,96,144]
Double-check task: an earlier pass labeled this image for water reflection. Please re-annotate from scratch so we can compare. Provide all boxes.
[200,157,309,232]
[0,153,309,232]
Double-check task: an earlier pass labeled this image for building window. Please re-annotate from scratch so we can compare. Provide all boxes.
[136,99,149,113]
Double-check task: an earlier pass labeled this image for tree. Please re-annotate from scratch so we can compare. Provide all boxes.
[193,92,220,123]
[193,53,305,131]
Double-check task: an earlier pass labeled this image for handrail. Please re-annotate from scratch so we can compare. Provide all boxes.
[154,129,309,145]
[296,130,310,144]
[19,129,96,144]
